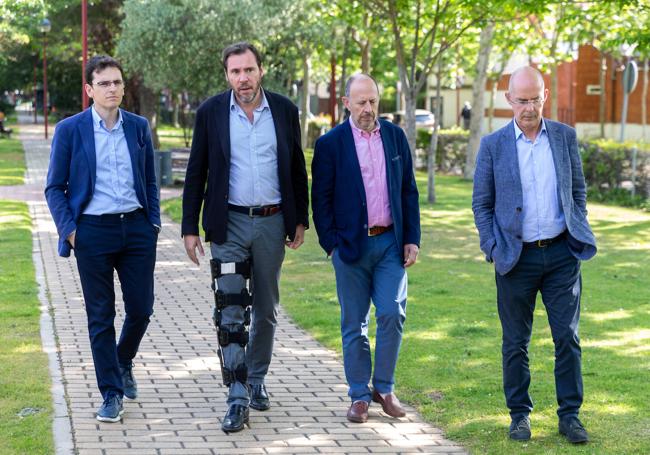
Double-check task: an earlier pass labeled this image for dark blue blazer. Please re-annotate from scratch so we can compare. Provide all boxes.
[311,119,421,263]
[472,119,597,275]
[45,108,161,257]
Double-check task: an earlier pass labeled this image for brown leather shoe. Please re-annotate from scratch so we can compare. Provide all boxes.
[372,390,406,418]
[346,400,369,423]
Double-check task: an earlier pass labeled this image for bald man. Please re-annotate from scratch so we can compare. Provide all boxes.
[472,66,597,443]
[311,74,420,423]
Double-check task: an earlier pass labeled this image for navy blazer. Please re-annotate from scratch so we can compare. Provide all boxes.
[45,108,161,257]
[311,119,421,263]
[472,119,597,275]
[181,90,309,243]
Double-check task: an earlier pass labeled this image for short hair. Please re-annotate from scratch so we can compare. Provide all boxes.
[222,42,263,72]
[344,73,380,97]
[85,55,124,85]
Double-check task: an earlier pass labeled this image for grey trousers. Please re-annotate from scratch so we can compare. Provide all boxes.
[210,211,286,406]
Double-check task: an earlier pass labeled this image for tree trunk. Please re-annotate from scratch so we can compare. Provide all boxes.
[404,89,417,170]
[488,78,497,133]
[464,21,495,180]
[138,82,160,149]
[599,52,607,138]
[300,54,311,151]
[550,63,559,121]
[427,61,444,204]
[338,31,350,124]
[642,58,648,142]
[173,92,181,128]
[360,41,371,74]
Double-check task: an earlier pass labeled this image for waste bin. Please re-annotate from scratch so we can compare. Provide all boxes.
[155,150,172,189]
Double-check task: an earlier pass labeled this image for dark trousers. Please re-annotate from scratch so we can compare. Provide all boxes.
[74,209,157,399]
[495,237,583,420]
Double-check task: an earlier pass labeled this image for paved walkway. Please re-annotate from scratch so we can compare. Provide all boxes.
[12,114,466,455]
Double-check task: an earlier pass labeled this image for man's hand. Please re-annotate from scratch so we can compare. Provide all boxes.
[403,243,419,268]
[286,224,305,250]
[67,231,76,248]
[184,234,205,266]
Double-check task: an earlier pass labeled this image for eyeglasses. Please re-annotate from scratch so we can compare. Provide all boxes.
[93,80,124,89]
[510,97,544,107]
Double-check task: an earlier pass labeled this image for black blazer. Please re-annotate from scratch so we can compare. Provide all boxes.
[182,89,309,244]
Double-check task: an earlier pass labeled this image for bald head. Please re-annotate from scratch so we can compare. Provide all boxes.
[345,73,379,97]
[508,66,545,93]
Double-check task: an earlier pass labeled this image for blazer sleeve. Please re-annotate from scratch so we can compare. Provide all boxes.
[289,103,309,229]
[311,136,337,254]
[142,119,160,226]
[398,130,421,247]
[472,137,496,261]
[181,103,209,236]
[44,124,77,245]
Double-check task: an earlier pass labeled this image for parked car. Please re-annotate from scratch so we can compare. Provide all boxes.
[391,109,435,131]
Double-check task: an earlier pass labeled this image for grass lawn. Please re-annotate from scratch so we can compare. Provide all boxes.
[0,126,25,186]
[157,123,191,150]
[161,171,650,454]
[0,200,54,455]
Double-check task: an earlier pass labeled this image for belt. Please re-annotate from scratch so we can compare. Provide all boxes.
[368,225,393,237]
[228,204,281,217]
[523,232,566,248]
[79,208,144,222]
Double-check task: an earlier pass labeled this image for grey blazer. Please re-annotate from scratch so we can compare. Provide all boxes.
[472,119,597,275]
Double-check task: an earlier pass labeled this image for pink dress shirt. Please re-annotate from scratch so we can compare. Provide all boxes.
[350,118,393,228]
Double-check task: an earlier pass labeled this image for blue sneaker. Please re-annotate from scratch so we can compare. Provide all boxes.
[120,363,137,400]
[96,394,124,422]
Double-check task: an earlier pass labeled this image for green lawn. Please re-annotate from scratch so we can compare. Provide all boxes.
[0,126,25,186]
[157,123,191,150]
[0,200,54,455]
[161,172,650,454]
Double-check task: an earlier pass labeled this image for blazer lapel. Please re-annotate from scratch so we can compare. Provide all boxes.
[121,110,140,172]
[218,91,232,162]
[341,122,367,203]
[545,120,569,205]
[266,91,288,167]
[78,109,96,188]
[502,121,523,203]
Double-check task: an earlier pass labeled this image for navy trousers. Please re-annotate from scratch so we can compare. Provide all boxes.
[74,209,157,399]
[496,237,583,420]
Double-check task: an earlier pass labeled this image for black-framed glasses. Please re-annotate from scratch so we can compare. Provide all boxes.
[93,80,124,89]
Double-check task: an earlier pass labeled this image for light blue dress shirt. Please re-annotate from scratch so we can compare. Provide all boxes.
[514,119,566,242]
[83,107,142,215]
[228,90,280,207]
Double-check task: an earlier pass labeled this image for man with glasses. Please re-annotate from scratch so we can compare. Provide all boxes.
[472,66,597,443]
[45,55,160,423]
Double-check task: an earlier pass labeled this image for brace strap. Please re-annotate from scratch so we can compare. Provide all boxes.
[210,258,251,280]
[222,364,248,386]
[215,290,252,309]
[217,326,249,347]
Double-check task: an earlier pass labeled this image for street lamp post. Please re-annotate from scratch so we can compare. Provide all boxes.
[40,18,51,139]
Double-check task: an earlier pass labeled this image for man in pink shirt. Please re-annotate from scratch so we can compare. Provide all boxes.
[312,74,421,423]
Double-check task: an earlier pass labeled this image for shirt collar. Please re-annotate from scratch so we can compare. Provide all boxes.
[349,117,381,137]
[230,89,269,113]
[513,117,546,141]
[91,105,123,131]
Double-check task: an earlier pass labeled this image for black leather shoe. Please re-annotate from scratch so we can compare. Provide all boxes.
[559,417,589,443]
[249,384,270,411]
[509,416,531,441]
[221,404,249,433]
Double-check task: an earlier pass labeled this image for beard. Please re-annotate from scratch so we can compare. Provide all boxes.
[234,81,262,105]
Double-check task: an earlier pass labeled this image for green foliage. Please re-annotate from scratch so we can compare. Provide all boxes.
[417,129,469,174]
[0,200,54,455]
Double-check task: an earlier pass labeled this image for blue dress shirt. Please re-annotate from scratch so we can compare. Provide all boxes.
[514,119,566,242]
[83,107,142,215]
[228,90,280,207]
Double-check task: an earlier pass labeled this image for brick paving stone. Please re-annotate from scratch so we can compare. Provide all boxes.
[16,114,468,454]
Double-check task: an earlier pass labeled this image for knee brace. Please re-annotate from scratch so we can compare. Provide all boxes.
[210,259,253,386]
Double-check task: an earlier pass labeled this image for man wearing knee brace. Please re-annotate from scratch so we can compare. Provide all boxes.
[311,74,421,423]
[181,42,308,433]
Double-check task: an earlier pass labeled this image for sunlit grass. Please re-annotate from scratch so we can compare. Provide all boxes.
[0,127,25,186]
[0,200,54,455]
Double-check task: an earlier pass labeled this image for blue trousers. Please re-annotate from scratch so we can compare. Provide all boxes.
[74,209,157,399]
[495,237,583,420]
[332,232,407,402]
